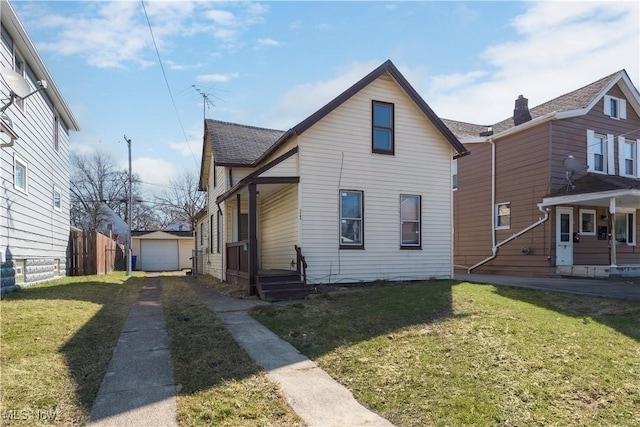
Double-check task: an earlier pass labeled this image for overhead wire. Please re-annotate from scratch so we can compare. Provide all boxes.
[140,0,199,168]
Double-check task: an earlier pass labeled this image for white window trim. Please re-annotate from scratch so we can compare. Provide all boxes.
[579,209,596,236]
[53,185,62,211]
[13,154,28,194]
[400,194,421,248]
[587,130,614,174]
[13,50,27,112]
[340,190,364,248]
[618,136,638,178]
[495,202,511,230]
[615,209,636,246]
[604,95,627,120]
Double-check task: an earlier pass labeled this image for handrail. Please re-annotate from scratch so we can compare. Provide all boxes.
[294,245,307,285]
[226,240,248,248]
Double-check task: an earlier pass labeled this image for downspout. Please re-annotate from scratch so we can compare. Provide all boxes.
[469,203,549,273]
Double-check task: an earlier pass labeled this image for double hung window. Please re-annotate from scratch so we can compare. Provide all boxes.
[400,195,421,248]
[495,202,511,229]
[372,101,394,154]
[340,190,363,248]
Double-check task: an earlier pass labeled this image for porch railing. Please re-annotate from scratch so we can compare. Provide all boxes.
[226,241,249,273]
[295,245,307,285]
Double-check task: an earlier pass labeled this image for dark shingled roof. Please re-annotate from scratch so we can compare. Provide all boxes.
[548,173,640,198]
[444,70,623,139]
[205,119,285,166]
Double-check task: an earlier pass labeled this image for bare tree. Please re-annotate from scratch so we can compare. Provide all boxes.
[153,170,206,231]
[70,151,162,234]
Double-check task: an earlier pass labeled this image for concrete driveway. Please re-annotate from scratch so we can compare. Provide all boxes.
[454,274,640,302]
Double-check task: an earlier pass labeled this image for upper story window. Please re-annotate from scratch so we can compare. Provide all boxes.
[14,154,27,193]
[13,52,26,111]
[400,195,421,248]
[340,190,363,248]
[372,101,394,154]
[495,202,510,230]
[587,130,613,174]
[604,95,627,120]
[619,137,638,177]
[452,159,458,190]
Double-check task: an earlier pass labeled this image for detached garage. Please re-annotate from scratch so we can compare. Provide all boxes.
[131,231,194,271]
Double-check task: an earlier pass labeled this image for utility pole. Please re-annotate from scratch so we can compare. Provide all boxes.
[124,135,132,276]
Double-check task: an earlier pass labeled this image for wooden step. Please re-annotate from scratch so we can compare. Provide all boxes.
[258,287,314,302]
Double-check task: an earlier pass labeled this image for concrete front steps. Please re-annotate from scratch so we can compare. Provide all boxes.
[257,271,314,302]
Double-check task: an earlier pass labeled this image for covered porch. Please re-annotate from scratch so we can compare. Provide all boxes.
[218,165,311,300]
[542,175,640,278]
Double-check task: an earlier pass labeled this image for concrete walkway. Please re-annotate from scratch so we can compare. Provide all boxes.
[88,275,177,427]
[191,285,395,427]
[455,273,640,302]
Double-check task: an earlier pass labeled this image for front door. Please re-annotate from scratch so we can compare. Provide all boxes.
[556,207,573,265]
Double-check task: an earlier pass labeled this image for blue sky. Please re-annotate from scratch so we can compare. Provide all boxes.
[12,1,640,194]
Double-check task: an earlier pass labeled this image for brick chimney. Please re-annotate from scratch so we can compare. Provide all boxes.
[513,94,532,126]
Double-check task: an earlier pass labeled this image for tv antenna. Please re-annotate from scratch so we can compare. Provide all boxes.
[192,85,215,121]
[563,155,585,192]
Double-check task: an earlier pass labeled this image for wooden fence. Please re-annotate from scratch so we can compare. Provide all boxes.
[68,230,125,276]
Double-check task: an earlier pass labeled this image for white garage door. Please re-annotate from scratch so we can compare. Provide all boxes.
[140,240,179,271]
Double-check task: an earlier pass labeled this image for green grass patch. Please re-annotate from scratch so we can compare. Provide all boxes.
[251,281,640,426]
[1,273,144,426]
[160,276,303,426]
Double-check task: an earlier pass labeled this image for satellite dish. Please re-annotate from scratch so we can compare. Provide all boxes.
[563,155,584,192]
[563,155,584,176]
[0,66,31,98]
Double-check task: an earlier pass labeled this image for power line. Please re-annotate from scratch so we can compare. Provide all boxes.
[140,0,199,168]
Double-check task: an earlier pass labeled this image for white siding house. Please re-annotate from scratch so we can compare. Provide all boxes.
[0,1,79,290]
[196,60,468,300]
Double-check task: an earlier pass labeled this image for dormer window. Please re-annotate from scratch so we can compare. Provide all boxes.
[604,95,626,119]
[372,101,394,154]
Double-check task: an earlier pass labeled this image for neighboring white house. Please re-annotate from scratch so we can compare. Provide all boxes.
[196,60,469,299]
[131,231,194,271]
[0,0,79,290]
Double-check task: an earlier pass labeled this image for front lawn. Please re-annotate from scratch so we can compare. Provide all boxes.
[0,273,144,426]
[160,276,302,426]
[251,281,640,426]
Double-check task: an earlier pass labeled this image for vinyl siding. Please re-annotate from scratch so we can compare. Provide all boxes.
[298,75,454,284]
[0,21,73,286]
[260,184,298,270]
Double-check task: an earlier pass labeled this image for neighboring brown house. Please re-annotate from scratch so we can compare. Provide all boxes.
[450,70,640,278]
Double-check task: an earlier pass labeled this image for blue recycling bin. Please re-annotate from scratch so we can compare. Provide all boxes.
[131,255,137,271]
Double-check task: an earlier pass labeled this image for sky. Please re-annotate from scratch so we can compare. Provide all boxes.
[11,0,640,195]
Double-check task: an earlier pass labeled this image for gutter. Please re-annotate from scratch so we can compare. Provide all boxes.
[468,203,549,273]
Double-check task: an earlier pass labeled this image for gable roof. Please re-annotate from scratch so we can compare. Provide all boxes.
[445,70,638,140]
[199,60,469,188]
[252,59,469,165]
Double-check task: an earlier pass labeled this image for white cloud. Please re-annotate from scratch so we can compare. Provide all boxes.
[131,157,176,187]
[196,72,240,83]
[425,1,640,124]
[169,140,199,157]
[257,38,280,47]
[267,60,384,129]
[23,1,269,68]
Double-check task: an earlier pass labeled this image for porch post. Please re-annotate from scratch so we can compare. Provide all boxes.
[236,193,241,241]
[248,183,258,294]
[609,197,617,266]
